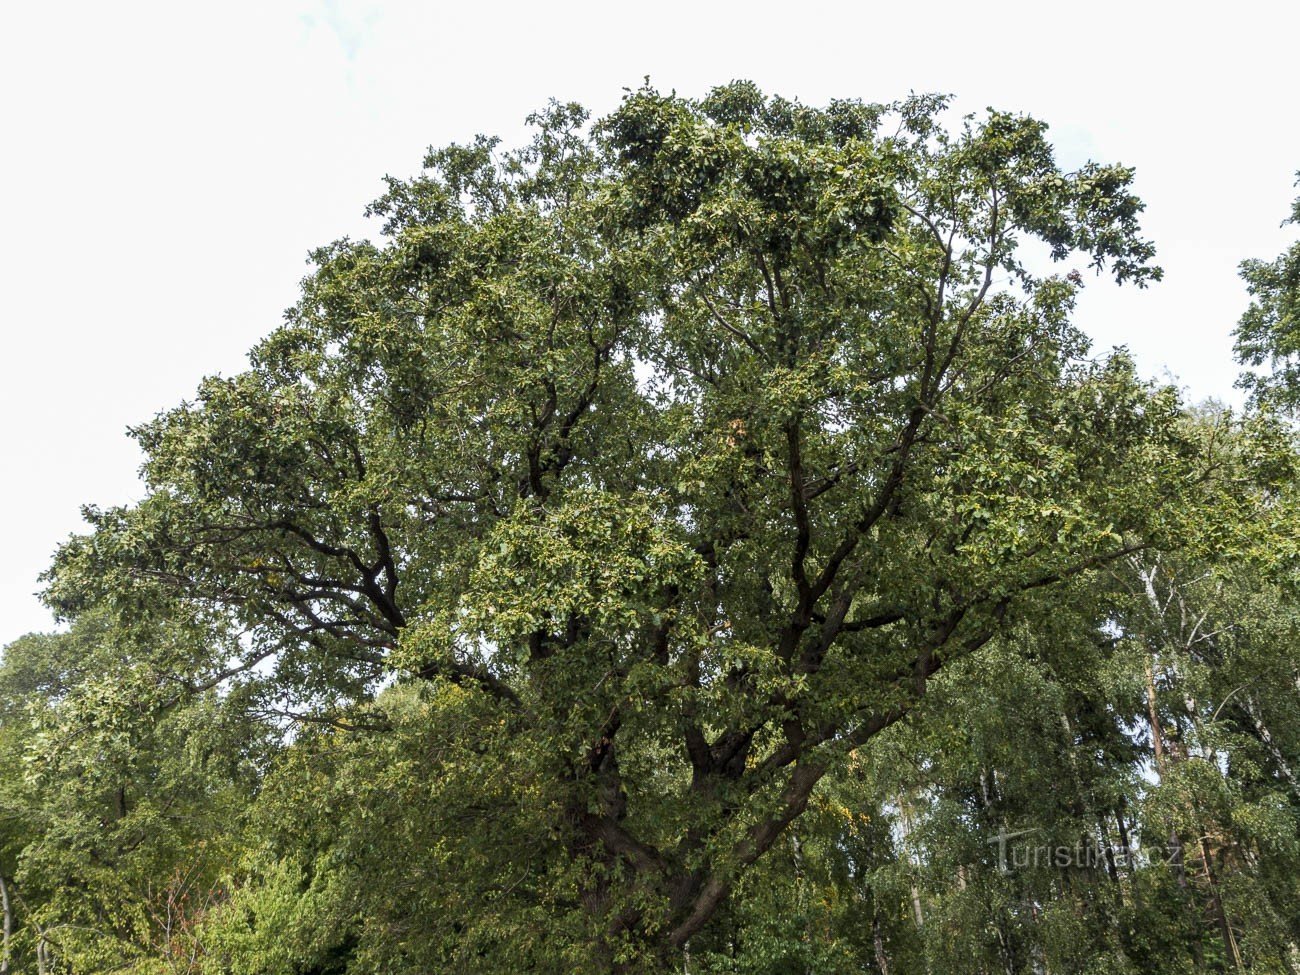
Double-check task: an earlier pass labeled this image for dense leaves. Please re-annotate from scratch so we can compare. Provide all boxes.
[1236,176,1300,413]
[2,84,1299,974]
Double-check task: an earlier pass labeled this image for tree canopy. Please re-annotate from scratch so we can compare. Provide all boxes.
[3,83,1300,975]
[1236,175,1300,414]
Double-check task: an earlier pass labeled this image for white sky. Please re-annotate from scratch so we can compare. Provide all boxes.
[2,0,1298,644]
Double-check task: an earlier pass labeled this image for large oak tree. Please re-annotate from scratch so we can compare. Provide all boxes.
[43,83,1226,969]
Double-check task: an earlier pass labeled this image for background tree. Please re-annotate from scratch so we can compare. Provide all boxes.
[1236,175,1300,413]
[0,610,269,972]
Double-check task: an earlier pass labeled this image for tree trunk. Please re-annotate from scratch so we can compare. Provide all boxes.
[1115,802,1135,874]
[1199,836,1244,972]
[872,914,892,975]
[1143,657,1193,893]
[1245,696,1300,801]
[896,791,925,929]
[0,874,11,975]
[1144,659,1167,766]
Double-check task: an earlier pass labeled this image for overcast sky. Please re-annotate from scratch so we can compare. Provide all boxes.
[2,0,1298,644]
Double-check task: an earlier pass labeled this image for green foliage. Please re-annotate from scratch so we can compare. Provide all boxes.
[2,83,1299,974]
[0,614,269,972]
[1236,176,1300,412]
